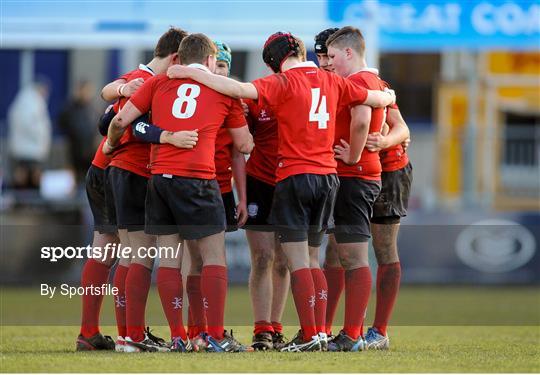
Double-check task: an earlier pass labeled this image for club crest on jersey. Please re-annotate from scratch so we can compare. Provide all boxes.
[258,110,270,122]
[248,203,258,218]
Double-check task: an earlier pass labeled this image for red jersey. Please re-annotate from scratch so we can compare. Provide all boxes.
[244,99,278,186]
[129,66,247,180]
[91,137,111,169]
[380,101,409,172]
[252,62,368,182]
[334,69,386,180]
[215,126,233,193]
[109,65,155,178]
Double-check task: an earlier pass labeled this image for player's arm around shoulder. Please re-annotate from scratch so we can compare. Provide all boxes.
[364,87,396,108]
[101,78,144,102]
[167,64,258,100]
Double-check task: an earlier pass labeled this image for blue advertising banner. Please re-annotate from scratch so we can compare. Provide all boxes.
[3,1,538,50]
[328,0,540,50]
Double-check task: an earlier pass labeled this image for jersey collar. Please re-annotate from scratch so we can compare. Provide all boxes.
[348,67,379,78]
[138,64,155,76]
[288,61,318,70]
[187,63,212,73]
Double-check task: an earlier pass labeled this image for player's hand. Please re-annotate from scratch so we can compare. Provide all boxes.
[240,100,249,117]
[236,200,248,227]
[167,64,195,79]
[384,88,396,106]
[402,137,411,152]
[163,129,199,149]
[334,139,355,165]
[122,78,144,97]
[366,132,388,152]
[102,139,116,155]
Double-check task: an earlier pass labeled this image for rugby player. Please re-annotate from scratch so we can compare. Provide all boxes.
[126,41,248,350]
[76,28,187,351]
[167,31,395,352]
[76,124,118,351]
[314,28,339,72]
[313,27,345,340]
[107,33,254,352]
[182,41,248,351]
[102,27,188,352]
[243,99,289,351]
[325,26,410,352]
[365,96,411,350]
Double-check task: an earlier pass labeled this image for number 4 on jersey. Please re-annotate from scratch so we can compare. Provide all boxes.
[309,88,329,129]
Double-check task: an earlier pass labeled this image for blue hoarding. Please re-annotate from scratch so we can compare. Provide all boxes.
[328,0,540,50]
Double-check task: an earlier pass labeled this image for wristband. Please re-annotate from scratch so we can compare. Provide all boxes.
[132,114,163,144]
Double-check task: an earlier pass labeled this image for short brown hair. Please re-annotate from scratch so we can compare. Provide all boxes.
[294,36,307,61]
[178,33,217,65]
[326,26,365,56]
[154,27,188,58]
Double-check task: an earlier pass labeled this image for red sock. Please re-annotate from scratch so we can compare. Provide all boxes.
[201,265,227,340]
[373,262,401,336]
[157,267,187,340]
[311,268,328,334]
[290,268,317,341]
[254,321,274,335]
[323,266,345,335]
[187,275,207,338]
[112,264,129,337]
[271,321,283,334]
[125,263,152,342]
[343,267,372,340]
[80,260,111,338]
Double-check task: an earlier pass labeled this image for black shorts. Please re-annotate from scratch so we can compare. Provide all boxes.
[222,191,238,232]
[332,177,381,243]
[269,173,339,246]
[145,175,225,240]
[85,165,116,234]
[244,175,275,232]
[105,166,148,232]
[371,163,413,225]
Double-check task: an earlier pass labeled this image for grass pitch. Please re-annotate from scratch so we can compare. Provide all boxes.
[1,286,539,372]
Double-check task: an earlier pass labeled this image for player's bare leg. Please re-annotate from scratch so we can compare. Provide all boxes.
[372,223,400,264]
[367,222,401,349]
[246,230,275,349]
[156,234,194,352]
[323,234,345,335]
[270,237,290,348]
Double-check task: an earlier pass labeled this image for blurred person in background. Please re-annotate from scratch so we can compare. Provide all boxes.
[7,77,52,189]
[59,80,100,185]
